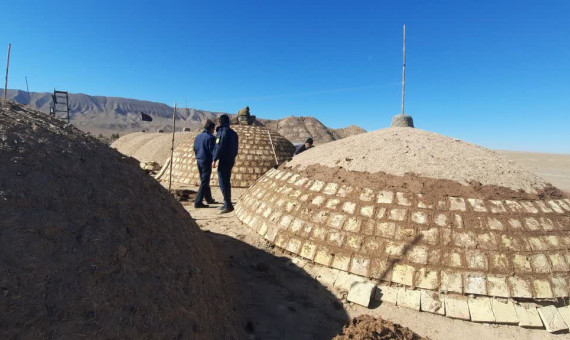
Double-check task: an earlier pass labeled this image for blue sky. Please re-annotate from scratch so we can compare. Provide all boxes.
[2,0,569,153]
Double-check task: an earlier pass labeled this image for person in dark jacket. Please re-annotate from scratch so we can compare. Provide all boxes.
[193,120,217,208]
[212,114,239,213]
[293,138,314,156]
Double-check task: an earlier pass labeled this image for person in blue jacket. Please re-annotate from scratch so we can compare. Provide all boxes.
[193,120,217,208]
[212,114,239,213]
[293,138,314,156]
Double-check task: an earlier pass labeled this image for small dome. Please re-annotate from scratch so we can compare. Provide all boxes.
[157,124,295,187]
[237,127,570,300]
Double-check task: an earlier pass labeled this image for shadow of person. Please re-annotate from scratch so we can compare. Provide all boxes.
[204,231,349,339]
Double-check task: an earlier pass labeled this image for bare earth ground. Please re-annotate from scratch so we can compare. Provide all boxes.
[499,151,570,193]
[177,185,569,340]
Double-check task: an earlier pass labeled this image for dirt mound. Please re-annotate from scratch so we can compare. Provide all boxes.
[333,315,426,340]
[289,127,548,194]
[0,102,243,339]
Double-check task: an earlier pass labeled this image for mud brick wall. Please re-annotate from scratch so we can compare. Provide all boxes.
[236,167,570,300]
[157,125,295,188]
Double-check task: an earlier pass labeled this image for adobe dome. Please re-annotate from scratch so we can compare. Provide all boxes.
[0,102,243,338]
[236,127,570,300]
[157,124,295,187]
[111,131,196,166]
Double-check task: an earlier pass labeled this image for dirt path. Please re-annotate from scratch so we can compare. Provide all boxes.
[186,187,348,339]
[181,186,569,340]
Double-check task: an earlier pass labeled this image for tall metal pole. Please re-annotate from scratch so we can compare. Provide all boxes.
[25,76,31,105]
[401,25,406,115]
[4,43,11,100]
[168,102,177,191]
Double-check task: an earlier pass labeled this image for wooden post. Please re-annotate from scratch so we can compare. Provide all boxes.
[267,130,279,166]
[25,76,31,105]
[4,43,11,100]
[401,25,406,115]
[184,100,188,130]
[168,102,177,191]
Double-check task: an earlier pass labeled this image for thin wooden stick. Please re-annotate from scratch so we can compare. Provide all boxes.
[25,76,31,104]
[267,130,279,166]
[401,25,406,115]
[4,43,11,100]
[168,103,177,191]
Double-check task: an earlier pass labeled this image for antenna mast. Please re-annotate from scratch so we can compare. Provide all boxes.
[391,24,414,128]
[401,24,406,115]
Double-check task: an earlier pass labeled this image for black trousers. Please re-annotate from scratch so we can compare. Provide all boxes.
[195,159,213,205]
[217,160,234,208]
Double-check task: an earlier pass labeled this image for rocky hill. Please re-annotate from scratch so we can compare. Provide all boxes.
[6,89,365,143]
[5,89,223,134]
[331,125,367,139]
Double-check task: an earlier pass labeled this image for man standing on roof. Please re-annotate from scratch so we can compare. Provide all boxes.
[193,120,217,208]
[293,138,314,156]
[212,114,239,214]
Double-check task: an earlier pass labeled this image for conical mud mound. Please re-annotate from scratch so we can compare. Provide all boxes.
[0,102,243,339]
[157,124,295,187]
[236,127,570,300]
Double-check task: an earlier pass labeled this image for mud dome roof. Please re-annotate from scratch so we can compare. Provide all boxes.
[236,127,570,300]
[289,127,548,194]
[0,102,243,338]
[157,124,295,187]
[111,131,196,166]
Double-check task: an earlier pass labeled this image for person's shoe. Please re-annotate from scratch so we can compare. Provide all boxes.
[219,206,234,214]
[206,199,219,204]
[194,203,209,208]
[218,205,226,210]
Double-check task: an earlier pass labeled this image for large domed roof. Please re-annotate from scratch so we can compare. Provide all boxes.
[0,102,243,338]
[157,124,295,187]
[236,127,570,301]
[289,127,548,194]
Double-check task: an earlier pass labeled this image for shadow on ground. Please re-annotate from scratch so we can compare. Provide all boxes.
[204,231,349,339]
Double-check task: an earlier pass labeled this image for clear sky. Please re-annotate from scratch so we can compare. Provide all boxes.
[2,0,569,153]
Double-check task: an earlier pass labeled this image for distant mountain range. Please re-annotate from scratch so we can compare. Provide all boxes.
[5,89,365,143]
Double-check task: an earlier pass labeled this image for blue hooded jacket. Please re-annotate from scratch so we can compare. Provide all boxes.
[212,124,239,164]
[193,129,216,162]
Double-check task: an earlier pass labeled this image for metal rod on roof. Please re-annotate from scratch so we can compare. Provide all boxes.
[4,43,11,101]
[168,102,177,191]
[401,25,406,115]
